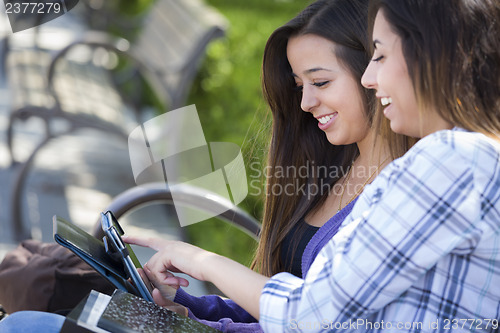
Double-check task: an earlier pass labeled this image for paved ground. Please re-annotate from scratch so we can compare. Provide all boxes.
[0,9,207,296]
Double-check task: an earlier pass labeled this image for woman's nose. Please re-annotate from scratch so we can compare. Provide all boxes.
[300,85,319,113]
[361,61,377,90]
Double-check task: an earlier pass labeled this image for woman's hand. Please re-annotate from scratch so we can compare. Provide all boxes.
[123,235,269,319]
[138,266,188,316]
[151,288,188,317]
[137,267,177,301]
[123,236,216,288]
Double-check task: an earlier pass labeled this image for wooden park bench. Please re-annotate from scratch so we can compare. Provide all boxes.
[7,0,229,241]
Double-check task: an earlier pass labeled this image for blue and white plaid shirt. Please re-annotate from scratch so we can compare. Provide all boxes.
[260,129,500,332]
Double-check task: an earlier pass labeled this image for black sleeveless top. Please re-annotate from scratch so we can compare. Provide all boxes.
[280,219,320,278]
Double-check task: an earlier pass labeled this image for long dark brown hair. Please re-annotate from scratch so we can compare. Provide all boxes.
[251,0,414,276]
[368,0,500,139]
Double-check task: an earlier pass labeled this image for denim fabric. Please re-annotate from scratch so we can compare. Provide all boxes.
[0,311,65,333]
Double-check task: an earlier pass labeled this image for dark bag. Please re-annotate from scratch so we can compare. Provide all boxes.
[0,239,115,314]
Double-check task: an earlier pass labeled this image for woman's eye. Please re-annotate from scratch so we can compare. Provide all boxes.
[312,81,329,87]
[372,55,384,62]
[293,85,303,92]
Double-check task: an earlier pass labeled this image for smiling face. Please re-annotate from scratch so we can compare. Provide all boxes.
[287,34,370,146]
[361,10,452,138]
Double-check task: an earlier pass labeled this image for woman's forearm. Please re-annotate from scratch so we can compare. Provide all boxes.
[124,236,269,319]
[201,252,269,319]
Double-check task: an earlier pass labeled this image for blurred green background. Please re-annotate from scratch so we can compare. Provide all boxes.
[107,0,308,266]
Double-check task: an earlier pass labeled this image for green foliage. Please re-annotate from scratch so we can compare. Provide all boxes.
[116,0,152,15]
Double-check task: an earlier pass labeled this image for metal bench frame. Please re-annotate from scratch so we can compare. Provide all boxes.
[91,182,261,241]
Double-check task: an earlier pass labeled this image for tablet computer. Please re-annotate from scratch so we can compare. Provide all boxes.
[100,211,154,302]
[53,213,154,302]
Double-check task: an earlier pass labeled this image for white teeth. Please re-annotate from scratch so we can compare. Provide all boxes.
[318,115,333,124]
[381,97,392,106]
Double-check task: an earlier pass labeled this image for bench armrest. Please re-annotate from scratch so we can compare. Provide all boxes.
[92,182,261,241]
